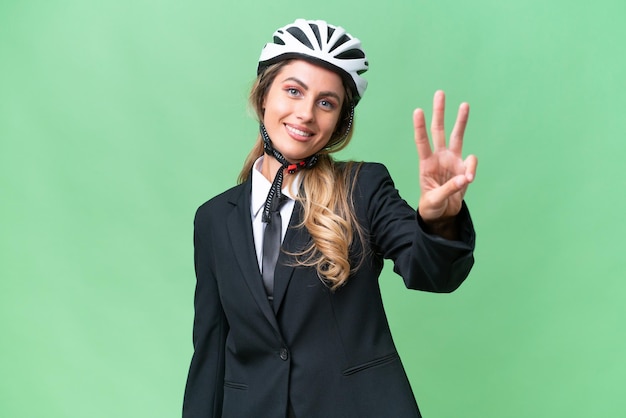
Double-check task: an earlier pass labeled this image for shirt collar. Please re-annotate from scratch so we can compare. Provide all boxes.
[251,156,301,218]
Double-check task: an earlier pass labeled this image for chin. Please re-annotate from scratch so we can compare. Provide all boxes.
[274,143,317,162]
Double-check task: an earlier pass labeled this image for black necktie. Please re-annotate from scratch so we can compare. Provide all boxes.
[261,195,288,302]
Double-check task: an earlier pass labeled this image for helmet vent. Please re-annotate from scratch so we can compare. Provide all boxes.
[336,49,366,60]
[286,27,314,50]
[308,23,322,49]
[328,34,350,53]
[273,36,285,46]
[327,27,335,41]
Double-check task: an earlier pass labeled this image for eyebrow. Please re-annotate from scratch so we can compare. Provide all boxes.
[282,76,343,103]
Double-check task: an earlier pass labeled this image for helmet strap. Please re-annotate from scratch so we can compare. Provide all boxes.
[339,105,354,143]
[323,105,354,151]
[260,123,319,223]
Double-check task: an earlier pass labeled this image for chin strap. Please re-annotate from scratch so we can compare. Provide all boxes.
[260,123,319,223]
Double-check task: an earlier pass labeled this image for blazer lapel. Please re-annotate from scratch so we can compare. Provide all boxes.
[226,180,282,335]
[272,202,310,314]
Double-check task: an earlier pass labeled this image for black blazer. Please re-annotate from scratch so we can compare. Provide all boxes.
[183,163,475,418]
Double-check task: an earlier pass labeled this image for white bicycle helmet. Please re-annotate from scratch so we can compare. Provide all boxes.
[257,19,369,105]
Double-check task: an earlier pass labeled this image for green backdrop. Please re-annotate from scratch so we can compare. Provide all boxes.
[2,0,625,417]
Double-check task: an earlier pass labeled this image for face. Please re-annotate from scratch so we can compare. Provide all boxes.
[262,60,345,162]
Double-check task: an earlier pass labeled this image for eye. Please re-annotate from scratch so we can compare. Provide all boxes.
[285,87,301,97]
[318,99,336,110]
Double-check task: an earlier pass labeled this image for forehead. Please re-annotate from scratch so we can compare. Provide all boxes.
[275,60,345,94]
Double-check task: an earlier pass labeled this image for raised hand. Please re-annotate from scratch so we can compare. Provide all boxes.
[414,90,477,232]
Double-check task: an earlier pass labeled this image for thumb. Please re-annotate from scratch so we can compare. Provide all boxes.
[432,175,467,201]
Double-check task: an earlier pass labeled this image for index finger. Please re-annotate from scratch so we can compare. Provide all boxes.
[413,108,432,160]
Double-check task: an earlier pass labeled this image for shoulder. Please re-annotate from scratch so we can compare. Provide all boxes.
[333,161,396,193]
[194,182,248,225]
[334,161,392,181]
[332,162,403,218]
[355,162,392,181]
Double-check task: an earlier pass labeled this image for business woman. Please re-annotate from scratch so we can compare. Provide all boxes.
[183,19,478,418]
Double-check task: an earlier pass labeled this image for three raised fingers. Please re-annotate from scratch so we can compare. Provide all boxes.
[414,91,470,160]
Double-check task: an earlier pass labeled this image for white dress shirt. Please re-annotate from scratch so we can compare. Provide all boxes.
[250,156,301,272]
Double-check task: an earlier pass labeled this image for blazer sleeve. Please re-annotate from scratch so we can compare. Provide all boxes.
[182,204,229,418]
[356,163,475,293]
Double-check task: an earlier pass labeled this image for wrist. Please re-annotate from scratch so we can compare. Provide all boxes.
[420,215,460,240]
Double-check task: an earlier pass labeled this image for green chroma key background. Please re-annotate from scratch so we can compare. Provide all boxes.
[1,0,625,416]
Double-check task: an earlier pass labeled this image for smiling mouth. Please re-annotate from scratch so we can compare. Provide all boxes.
[285,124,314,138]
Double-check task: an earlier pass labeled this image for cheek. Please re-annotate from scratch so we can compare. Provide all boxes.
[264,86,288,108]
[323,114,342,135]
[263,100,291,124]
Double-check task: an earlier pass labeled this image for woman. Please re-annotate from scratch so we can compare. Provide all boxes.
[183,19,477,418]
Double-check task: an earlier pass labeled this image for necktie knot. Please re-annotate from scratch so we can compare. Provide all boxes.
[271,193,289,212]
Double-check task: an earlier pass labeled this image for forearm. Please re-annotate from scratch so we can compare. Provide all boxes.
[420,215,461,240]
[398,201,475,292]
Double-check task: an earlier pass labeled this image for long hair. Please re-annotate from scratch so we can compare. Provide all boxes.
[238,60,366,290]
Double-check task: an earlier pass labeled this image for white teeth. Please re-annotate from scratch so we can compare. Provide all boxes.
[286,125,313,137]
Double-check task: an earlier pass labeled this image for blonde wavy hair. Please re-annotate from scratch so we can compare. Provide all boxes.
[238,60,366,290]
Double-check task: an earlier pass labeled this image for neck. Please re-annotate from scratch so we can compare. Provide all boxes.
[259,123,318,186]
[261,155,295,188]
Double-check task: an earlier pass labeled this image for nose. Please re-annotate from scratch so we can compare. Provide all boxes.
[295,99,315,122]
